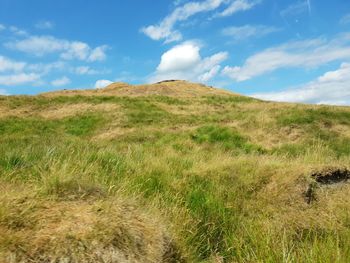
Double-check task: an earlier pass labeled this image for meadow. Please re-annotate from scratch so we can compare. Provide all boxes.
[0,81,350,262]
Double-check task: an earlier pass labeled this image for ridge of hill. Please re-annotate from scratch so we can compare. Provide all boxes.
[41,80,236,98]
[0,81,350,262]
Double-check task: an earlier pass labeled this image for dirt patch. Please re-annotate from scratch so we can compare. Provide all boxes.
[311,167,350,185]
[305,167,350,204]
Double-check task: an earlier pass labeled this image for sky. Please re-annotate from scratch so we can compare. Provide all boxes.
[0,0,350,105]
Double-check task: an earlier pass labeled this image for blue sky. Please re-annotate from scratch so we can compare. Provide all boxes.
[1,0,350,105]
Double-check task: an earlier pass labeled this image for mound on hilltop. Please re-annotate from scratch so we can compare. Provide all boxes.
[42,80,236,98]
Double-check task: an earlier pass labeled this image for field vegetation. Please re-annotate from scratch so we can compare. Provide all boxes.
[0,81,349,262]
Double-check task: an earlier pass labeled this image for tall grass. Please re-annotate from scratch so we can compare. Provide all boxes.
[0,94,350,262]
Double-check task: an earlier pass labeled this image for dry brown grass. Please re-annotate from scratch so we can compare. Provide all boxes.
[92,127,135,141]
[156,101,223,116]
[0,188,182,263]
[0,103,120,120]
[0,104,33,118]
[41,80,236,98]
[39,103,120,119]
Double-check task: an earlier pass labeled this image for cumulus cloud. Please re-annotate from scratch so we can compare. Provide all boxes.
[222,24,280,41]
[5,35,108,62]
[59,41,92,60]
[35,20,54,30]
[149,42,228,83]
[156,42,201,72]
[0,73,40,86]
[88,45,108,62]
[141,0,258,43]
[223,33,350,81]
[95,79,113,89]
[0,26,110,88]
[6,36,63,55]
[0,56,26,72]
[51,76,71,87]
[252,63,350,106]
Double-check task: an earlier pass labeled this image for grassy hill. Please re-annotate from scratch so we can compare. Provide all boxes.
[0,80,350,262]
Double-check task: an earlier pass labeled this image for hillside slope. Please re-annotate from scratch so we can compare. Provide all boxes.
[42,80,236,98]
[0,81,350,262]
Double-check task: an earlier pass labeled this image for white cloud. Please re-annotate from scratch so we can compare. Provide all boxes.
[9,26,28,36]
[27,61,66,75]
[252,63,350,105]
[223,33,350,81]
[0,24,5,31]
[198,65,221,82]
[60,41,91,60]
[75,66,97,75]
[280,1,310,17]
[340,14,350,25]
[217,0,259,17]
[141,0,258,43]
[35,20,54,30]
[149,41,228,83]
[222,24,280,41]
[88,45,108,62]
[0,73,40,86]
[0,56,67,85]
[95,79,113,89]
[5,35,108,62]
[6,36,66,55]
[157,42,201,72]
[0,56,26,72]
[51,76,71,87]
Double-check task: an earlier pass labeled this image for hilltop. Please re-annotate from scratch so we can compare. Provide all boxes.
[0,81,350,262]
[42,80,235,97]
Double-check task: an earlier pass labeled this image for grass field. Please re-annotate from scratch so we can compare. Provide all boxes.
[0,81,350,262]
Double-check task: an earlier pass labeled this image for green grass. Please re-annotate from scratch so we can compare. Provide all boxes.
[63,113,106,136]
[204,95,258,105]
[277,107,350,127]
[191,125,265,153]
[0,117,58,135]
[0,91,350,262]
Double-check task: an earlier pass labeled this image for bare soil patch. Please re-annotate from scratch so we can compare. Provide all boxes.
[305,167,350,204]
[312,167,350,185]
